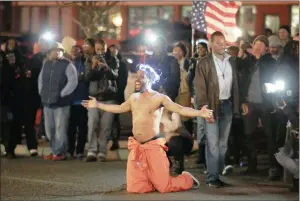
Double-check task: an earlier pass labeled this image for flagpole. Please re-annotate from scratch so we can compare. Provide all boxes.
[191,28,195,56]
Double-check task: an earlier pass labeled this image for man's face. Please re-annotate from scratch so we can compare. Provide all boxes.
[135,80,141,92]
[95,43,106,55]
[109,46,118,56]
[197,44,207,57]
[211,35,226,55]
[136,70,149,90]
[173,47,184,60]
[0,43,5,51]
[71,47,82,60]
[8,39,16,51]
[252,41,267,57]
[49,49,63,60]
[83,43,93,55]
[269,46,281,55]
[279,29,289,41]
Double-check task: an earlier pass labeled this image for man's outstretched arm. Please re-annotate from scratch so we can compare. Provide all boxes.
[161,95,212,118]
[82,96,131,114]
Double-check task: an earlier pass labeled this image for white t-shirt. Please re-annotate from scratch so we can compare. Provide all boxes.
[212,53,233,100]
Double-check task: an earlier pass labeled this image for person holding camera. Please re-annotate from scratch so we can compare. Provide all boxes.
[238,36,278,178]
[85,39,119,162]
[67,45,89,159]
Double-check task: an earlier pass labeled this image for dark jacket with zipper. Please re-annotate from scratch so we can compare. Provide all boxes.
[38,58,78,108]
[239,53,277,108]
[194,53,240,119]
[27,52,47,107]
[71,56,89,104]
[187,57,200,96]
[86,56,119,101]
[0,50,14,107]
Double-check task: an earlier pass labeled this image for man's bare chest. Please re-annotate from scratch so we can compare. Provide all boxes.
[131,95,162,114]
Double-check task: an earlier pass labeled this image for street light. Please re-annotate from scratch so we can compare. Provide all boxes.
[112,14,122,27]
[41,31,55,41]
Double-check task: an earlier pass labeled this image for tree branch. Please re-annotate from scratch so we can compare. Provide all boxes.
[60,1,119,37]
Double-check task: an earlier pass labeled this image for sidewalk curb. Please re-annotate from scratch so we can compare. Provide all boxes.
[0,143,129,161]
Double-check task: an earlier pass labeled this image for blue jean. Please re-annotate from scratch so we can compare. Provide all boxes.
[205,100,233,182]
[44,106,70,156]
[193,96,206,145]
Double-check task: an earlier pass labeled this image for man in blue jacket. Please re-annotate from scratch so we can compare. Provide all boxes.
[67,45,89,159]
[38,42,78,161]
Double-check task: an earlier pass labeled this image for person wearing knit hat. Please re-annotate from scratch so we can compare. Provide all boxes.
[39,39,78,161]
[240,33,278,179]
[268,35,284,60]
[252,35,270,59]
[279,25,291,46]
[253,35,269,48]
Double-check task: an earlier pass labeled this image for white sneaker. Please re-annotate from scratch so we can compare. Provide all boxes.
[29,149,38,157]
[97,153,106,162]
[222,165,234,176]
[87,152,96,157]
[182,171,200,188]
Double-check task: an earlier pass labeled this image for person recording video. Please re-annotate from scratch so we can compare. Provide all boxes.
[85,39,119,162]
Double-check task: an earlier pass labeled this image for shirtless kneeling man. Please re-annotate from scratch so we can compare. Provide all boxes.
[82,64,213,194]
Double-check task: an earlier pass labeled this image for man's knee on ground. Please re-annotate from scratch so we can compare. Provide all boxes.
[153,182,170,193]
[126,183,154,194]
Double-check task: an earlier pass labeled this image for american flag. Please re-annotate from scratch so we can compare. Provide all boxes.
[191,1,241,43]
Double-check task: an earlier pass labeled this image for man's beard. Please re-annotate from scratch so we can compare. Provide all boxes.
[135,82,147,93]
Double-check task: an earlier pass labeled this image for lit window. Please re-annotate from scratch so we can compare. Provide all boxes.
[181,6,192,20]
[128,6,173,37]
[265,15,280,34]
[291,5,299,36]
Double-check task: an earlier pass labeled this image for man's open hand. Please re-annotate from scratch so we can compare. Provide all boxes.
[199,105,213,119]
[82,96,98,108]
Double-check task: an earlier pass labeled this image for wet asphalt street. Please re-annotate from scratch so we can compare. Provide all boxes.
[1,154,298,201]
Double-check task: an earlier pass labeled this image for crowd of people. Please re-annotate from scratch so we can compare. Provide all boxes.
[0,24,299,192]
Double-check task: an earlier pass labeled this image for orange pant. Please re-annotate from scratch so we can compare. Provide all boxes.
[126,137,193,193]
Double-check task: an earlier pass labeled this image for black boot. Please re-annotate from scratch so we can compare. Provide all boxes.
[268,168,281,181]
[290,179,299,192]
[241,155,257,175]
[110,140,120,151]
